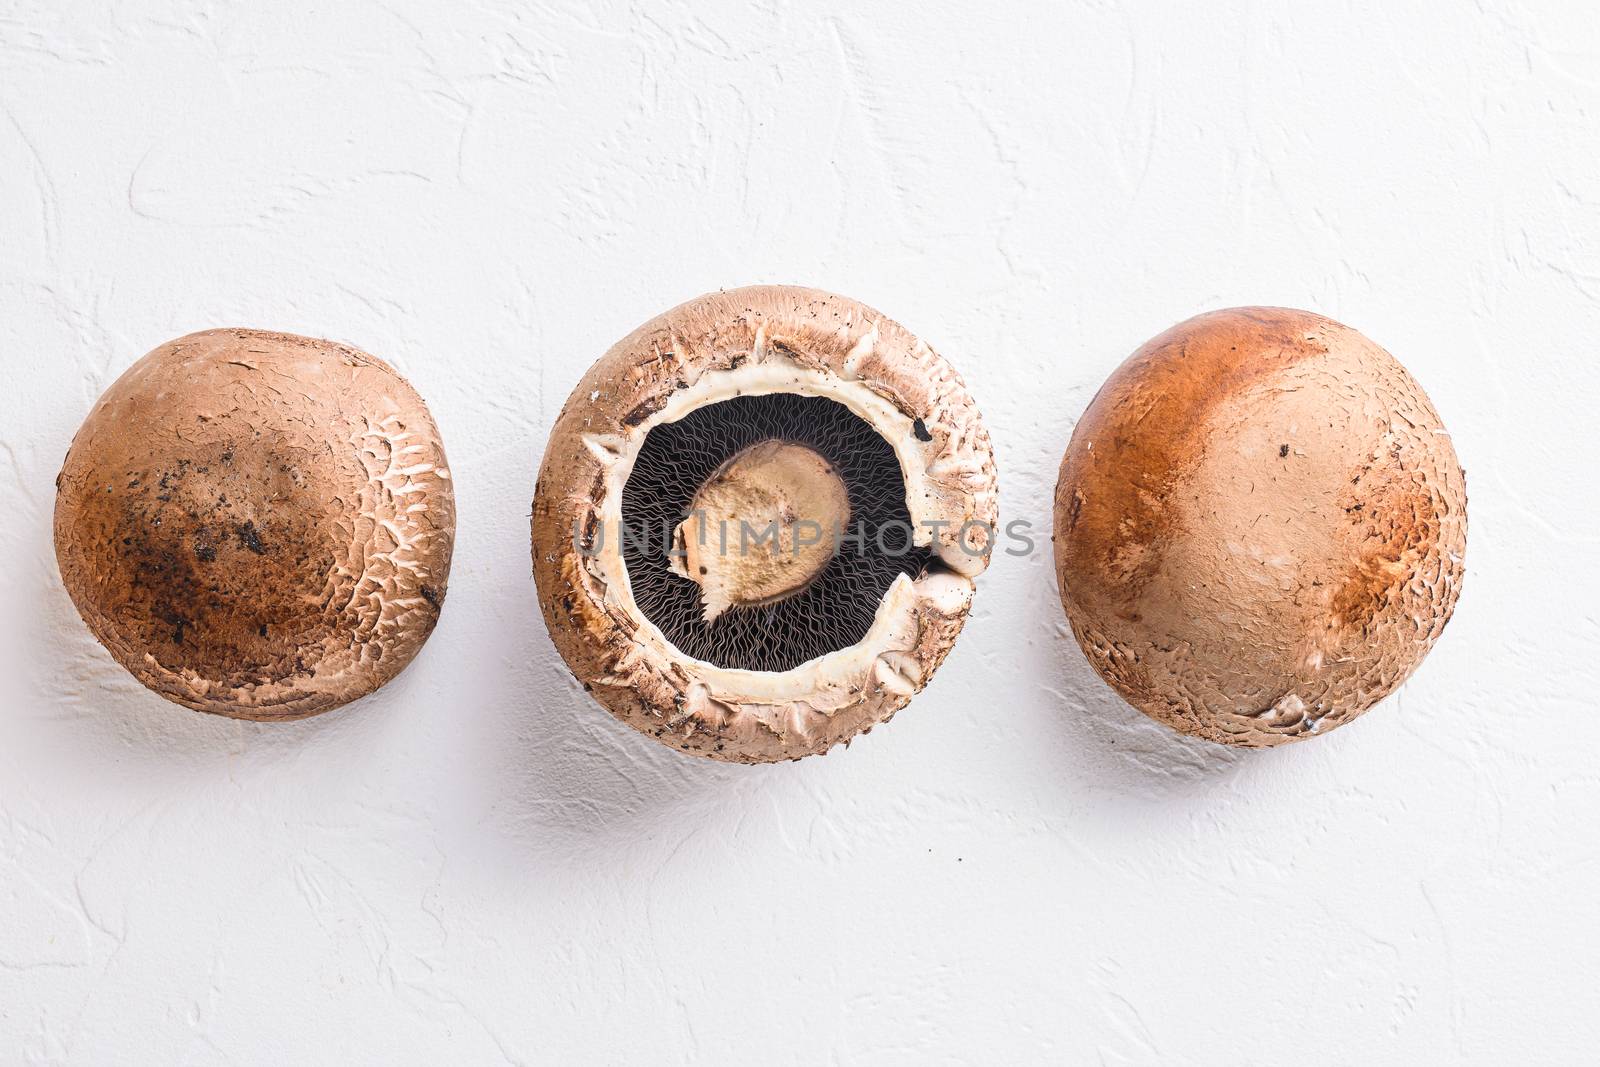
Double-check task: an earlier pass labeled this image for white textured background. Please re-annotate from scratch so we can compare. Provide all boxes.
[2,2,1597,1063]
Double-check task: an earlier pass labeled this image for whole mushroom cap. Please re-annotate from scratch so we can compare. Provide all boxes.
[1054,307,1467,746]
[533,285,998,763]
[54,328,455,720]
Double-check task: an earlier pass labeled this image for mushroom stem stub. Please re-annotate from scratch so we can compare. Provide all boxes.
[669,440,850,622]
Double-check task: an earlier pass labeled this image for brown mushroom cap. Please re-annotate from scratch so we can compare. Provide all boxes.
[533,285,998,763]
[1054,307,1467,746]
[54,328,455,720]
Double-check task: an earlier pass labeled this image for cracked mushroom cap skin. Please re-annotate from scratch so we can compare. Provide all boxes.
[54,329,455,720]
[1054,307,1467,747]
[532,286,998,763]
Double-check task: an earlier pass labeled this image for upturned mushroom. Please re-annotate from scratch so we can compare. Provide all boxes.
[54,328,455,720]
[533,286,998,763]
[1054,307,1467,746]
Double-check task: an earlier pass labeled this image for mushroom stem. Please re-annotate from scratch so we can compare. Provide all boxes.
[669,440,850,622]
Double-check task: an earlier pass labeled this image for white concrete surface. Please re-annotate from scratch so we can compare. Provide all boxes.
[2,2,1596,1062]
